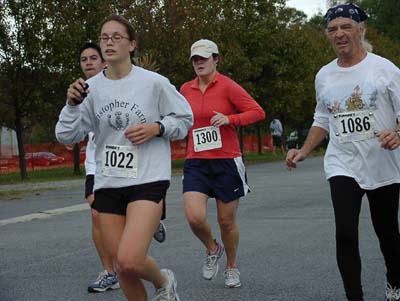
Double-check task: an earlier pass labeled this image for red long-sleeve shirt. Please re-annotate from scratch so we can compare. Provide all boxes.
[180,72,266,159]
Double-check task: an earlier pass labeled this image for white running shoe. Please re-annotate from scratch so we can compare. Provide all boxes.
[202,241,225,280]
[87,270,120,293]
[224,268,241,288]
[153,269,180,301]
[386,283,400,301]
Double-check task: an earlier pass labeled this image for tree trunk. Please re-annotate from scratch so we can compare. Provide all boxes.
[15,107,28,180]
[73,143,81,175]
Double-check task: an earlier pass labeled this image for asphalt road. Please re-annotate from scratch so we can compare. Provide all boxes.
[0,157,389,300]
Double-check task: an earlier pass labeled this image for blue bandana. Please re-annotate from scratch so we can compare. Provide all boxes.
[324,3,369,24]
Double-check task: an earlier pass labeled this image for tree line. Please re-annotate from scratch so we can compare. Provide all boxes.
[0,0,399,179]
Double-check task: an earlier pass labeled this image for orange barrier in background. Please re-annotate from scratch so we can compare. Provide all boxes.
[0,135,273,174]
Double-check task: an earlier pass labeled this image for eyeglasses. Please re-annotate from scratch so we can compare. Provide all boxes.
[99,34,129,43]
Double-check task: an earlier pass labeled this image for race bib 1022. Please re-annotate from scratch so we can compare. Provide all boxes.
[101,144,138,178]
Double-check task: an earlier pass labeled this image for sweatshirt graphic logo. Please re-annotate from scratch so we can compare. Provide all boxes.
[96,99,147,131]
[108,111,130,131]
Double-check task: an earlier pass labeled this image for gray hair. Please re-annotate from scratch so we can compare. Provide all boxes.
[360,23,373,52]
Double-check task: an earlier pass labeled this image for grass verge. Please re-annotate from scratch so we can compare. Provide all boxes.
[0,167,85,185]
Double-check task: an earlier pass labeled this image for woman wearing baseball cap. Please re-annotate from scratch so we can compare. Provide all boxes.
[180,39,265,288]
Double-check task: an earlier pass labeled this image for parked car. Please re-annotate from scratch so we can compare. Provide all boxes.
[25,152,65,166]
[285,130,329,150]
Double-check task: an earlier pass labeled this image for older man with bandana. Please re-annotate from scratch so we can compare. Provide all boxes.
[286,3,400,301]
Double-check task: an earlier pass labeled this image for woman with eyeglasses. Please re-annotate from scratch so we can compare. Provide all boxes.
[56,14,193,301]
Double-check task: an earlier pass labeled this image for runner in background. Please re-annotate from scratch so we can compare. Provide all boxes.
[270,118,285,154]
[77,42,120,293]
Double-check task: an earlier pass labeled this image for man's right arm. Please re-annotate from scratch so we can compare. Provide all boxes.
[300,126,328,156]
[286,126,328,169]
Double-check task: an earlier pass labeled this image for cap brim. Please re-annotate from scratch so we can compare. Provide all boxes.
[189,50,213,60]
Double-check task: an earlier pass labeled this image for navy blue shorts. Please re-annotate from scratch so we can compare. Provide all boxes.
[92,181,169,217]
[183,158,249,203]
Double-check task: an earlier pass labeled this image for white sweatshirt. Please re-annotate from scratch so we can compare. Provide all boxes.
[56,66,193,191]
[313,52,400,189]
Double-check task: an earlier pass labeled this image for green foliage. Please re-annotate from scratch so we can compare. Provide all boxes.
[30,124,58,143]
[360,0,400,43]
[365,27,400,67]
[123,0,324,132]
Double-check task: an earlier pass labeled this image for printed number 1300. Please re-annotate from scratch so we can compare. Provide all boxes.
[195,130,218,145]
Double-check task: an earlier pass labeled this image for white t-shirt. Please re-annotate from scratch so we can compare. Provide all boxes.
[84,132,96,175]
[313,52,400,189]
[270,119,283,136]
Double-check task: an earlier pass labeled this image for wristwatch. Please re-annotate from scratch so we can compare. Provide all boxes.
[155,121,165,137]
[396,129,400,137]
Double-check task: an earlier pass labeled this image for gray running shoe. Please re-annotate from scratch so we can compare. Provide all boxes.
[153,221,167,243]
[386,283,400,300]
[224,268,241,288]
[87,270,120,293]
[153,269,180,301]
[202,241,225,280]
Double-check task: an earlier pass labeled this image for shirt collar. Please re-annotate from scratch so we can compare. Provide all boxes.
[190,71,220,89]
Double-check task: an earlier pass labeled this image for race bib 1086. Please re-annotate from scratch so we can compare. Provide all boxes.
[193,126,222,152]
[101,144,138,178]
[333,110,376,143]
